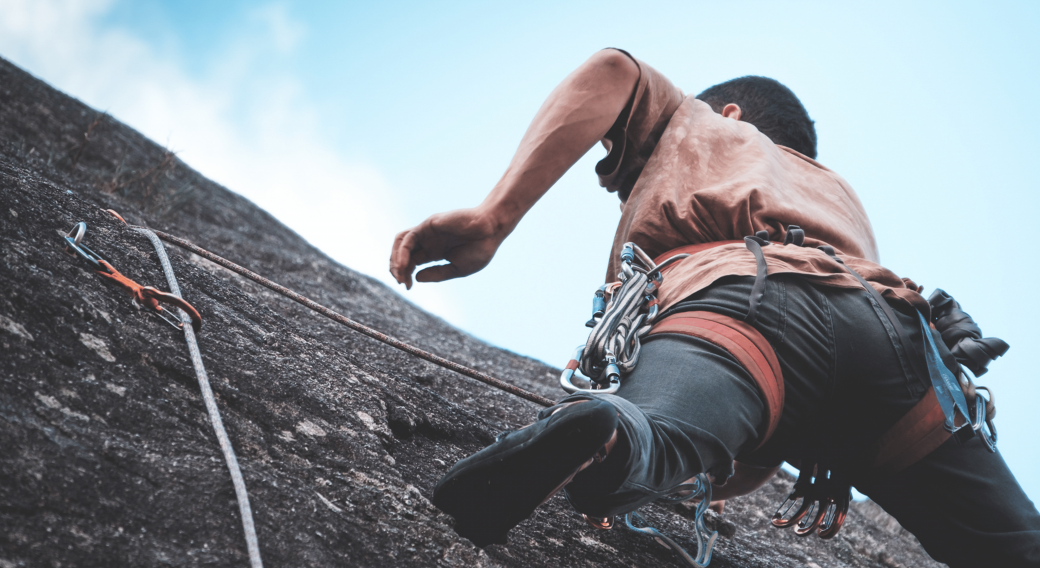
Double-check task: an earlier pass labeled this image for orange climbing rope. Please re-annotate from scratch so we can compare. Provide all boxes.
[89,209,557,408]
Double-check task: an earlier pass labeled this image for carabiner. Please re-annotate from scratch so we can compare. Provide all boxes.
[560,345,621,395]
[582,515,615,530]
[139,286,203,332]
[975,386,998,452]
[772,468,815,528]
[794,499,824,536]
[817,489,851,539]
[63,223,203,332]
[64,223,105,271]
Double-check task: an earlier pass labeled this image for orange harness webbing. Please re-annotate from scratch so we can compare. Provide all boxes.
[647,311,784,450]
[648,241,956,481]
[95,259,203,331]
[866,387,965,481]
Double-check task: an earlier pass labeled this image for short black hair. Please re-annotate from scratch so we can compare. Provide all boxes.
[696,76,818,159]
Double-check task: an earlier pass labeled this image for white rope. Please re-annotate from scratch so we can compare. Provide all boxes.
[135,228,263,568]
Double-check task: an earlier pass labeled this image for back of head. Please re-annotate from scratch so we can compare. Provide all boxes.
[696,76,818,159]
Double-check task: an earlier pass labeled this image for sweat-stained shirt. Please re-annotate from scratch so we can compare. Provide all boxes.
[597,51,927,316]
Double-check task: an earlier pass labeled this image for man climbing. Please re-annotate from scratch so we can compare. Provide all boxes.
[388,49,1040,567]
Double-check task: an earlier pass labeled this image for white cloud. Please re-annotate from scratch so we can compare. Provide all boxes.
[0,0,459,319]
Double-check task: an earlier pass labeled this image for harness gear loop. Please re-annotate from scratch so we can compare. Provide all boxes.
[742,233,770,325]
[560,242,689,395]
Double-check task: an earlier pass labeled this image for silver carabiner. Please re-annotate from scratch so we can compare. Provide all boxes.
[560,345,621,395]
[975,386,998,452]
[63,222,105,271]
[66,222,86,247]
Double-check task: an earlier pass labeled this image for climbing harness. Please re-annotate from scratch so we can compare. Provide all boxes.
[561,242,688,395]
[759,228,1006,540]
[62,220,262,568]
[647,311,784,450]
[569,228,1009,561]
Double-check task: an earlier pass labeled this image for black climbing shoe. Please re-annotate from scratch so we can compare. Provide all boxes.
[432,399,618,547]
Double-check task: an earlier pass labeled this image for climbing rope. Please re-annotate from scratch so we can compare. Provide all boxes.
[144,227,556,408]
[63,221,263,568]
[135,227,264,568]
[622,474,718,568]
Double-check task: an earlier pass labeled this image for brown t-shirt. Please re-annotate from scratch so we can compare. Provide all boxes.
[598,52,927,315]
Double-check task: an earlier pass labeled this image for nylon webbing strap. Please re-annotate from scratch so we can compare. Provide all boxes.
[867,387,957,480]
[648,311,784,449]
[743,236,770,326]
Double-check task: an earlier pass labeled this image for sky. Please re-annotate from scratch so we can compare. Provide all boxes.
[1,0,1037,505]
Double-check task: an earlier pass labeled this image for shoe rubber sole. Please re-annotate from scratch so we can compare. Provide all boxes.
[432,399,618,547]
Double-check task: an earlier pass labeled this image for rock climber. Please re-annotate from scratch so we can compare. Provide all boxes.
[388,49,1040,567]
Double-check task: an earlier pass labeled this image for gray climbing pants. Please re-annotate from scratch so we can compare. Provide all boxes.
[553,275,1040,568]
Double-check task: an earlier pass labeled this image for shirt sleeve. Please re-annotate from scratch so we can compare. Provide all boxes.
[596,49,685,201]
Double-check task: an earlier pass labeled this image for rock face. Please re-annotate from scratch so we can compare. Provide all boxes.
[0,56,945,567]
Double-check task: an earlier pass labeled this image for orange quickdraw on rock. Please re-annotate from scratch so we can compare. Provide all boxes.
[94,259,202,331]
[64,221,202,332]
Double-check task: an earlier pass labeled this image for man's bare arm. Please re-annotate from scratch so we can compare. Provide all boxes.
[389,49,639,288]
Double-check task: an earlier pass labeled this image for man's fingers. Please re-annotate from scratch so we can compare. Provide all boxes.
[409,247,440,268]
[389,230,419,288]
[415,263,465,283]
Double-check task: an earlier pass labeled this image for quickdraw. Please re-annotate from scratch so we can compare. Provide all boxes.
[61,218,261,567]
[771,464,851,539]
[64,222,202,331]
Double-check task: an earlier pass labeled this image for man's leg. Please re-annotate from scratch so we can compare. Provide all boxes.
[564,333,767,518]
[814,282,1040,566]
[861,436,1040,567]
[432,329,769,545]
[433,398,619,546]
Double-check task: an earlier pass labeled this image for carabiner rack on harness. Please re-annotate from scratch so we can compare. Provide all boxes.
[560,242,689,395]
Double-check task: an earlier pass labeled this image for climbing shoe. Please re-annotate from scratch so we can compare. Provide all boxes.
[432,399,618,547]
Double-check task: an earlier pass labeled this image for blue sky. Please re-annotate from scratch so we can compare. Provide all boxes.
[2,0,1037,505]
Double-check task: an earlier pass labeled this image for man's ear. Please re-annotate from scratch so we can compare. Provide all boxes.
[721,103,742,121]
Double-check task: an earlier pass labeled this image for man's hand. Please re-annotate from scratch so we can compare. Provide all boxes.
[389,207,504,289]
[388,49,639,290]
